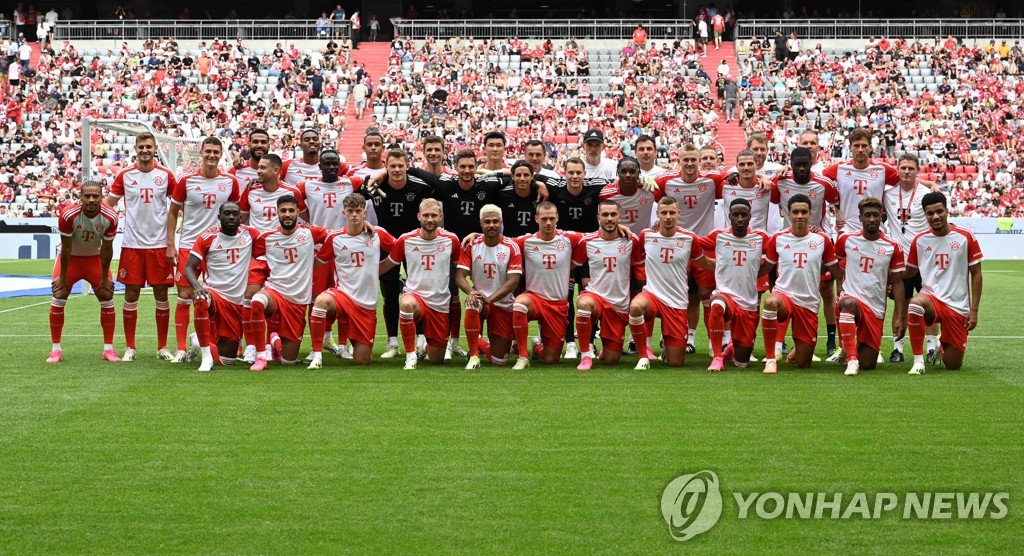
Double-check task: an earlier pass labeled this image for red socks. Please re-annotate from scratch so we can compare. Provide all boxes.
[194,297,212,347]
[908,304,926,356]
[310,307,327,352]
[575,310,593,354]
[465,307,481,357]
[512,303,530,358]
[49,298,66,343]
[761,309,778,360]
[175,298,192,351]
[838,311,858,361]
[250,295,268,356]
[628,315,650,359]
[708,301,726,358]
[100,300,116,344]
[155,300,170,351]
[123,301,139,350]
[399,310,417,353]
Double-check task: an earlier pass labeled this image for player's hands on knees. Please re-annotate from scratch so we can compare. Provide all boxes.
[51,276,68,298]
[193,286,210,303]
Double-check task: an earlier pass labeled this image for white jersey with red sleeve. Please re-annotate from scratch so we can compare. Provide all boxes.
[239,183,305,234]
[704,228,770,312]
[635,227,704,310]
[281,159,322,186]
[228,165,259,190]
[171,172,241,250]
[58,202,119,257]
[765,229,838,312]
[190,226,259,305]
[254,225,329,305]
[298,176,364,229]
[515,231,582,302]
[906,225,983,316]
[388,229,462,312]
[457,236,524,310]
[571,232,643,313]
[108,164,177,248]
[598,185,660,235]
[770,172,840,233]
[836,231,905,319]
[654,171,724,236]
[718,184,773,232]
[317,227,396,310]
[822,160,899,233]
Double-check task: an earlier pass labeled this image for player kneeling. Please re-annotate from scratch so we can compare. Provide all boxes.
[456,205,523,369]
[307,193,395,368]
[48,181,121,363]
[834,197,906,376]
[185,202,259,371]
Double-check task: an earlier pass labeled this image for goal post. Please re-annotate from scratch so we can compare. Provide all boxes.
[82,118,234,181]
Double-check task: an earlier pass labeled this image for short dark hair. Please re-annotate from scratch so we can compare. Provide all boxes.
[598,199,621,212]
[736,149,756,162]
[81,180,105,192]
[858,196,883,214]
[730,198,752,210]
[423,135,444,147]
[634,134,656,150]
[363,130,384,144]
[564,157,586,171]
[262,153,283,168]
[523,139,544,150]
[249,128,270,140]
[455,149,477,163]
[300,128,321,139]
[202,136,223,151]
[617,156,639,171]
[277,194,300,207]
[483,131,507,146]
[921,191,947,209]
[788,193,812,210]
[791,147,812,161]
[510,159,533,176]
[219,201,240,214]
[898,153,920,168]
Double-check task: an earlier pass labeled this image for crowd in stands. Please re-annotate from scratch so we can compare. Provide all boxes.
[1,29,1022,218]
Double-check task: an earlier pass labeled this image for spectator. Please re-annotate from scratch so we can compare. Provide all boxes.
[369,15,380,42]
[633,24,647,48]
[316,12,332,37]
[350,11,361,49]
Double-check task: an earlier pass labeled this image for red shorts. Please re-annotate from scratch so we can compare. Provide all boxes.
[483,305,514,340]
[821,270,834,283]
[117,247,174,287]
[579,293,629,353]
[266,288,308,344]
[776,292,819,346]
[410,293,449,348]
[312,264,333,299]
[175,247,205,287]
[718,293,760,348]
[207,289,244,344]
[837,295,884,352]
[757,274,770,293]
[690,262,716,289]
[52,255,110,290]
[325,288,377,347]
[248,259,268,286]
[637,291,688,349]
[520,292,569,351]
[923,293,969,352]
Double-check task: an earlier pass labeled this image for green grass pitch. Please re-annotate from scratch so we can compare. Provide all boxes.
[0,258,1022,553]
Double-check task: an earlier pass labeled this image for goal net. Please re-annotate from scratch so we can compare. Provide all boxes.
[81,118,234,182]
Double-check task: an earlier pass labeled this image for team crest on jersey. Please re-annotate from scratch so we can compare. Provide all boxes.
[365,236,376,247]
[698,184,707,193]
[477,191,487,200]
[748,239,759,247]
[406,192,417,202]
[437,242,447,252]
[119,268,127,278]
[869,170,879,179]
[219,183,228,192]
[154,176,165,186]
[618,244,629,254]
[297,234,307,244]
[497,252,507,262]
[876,247,887,256]
[950,241,961,251]
[809,241,819,249]
[676,239,686,247]
[584,197,593,205]
[809,191,818,199]
[639,197,649,206]
[755,190,764,199]
[555,240,566,251]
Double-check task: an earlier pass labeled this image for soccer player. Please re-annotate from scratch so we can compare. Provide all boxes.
[238,153,304,363]
[720,150,774,231]
[903,192,983,374]
[421,135,456,176]
[630,196,709,369]
[771,147,840,358]
[699,145,721,172]
[883,154,937,362]
[635,135,669,179]
[229,128,270,189]
[281,129,326,186]
[104,132,179,361]
[348,130,386,182]
[600,157,661,235]
[297,148,364,358]
[572,200,643,370]
[704,198,771,371]
[378,199,462,370]
[456,204,523,369]
[481,131,510,172]
[166,136,241,363]
[248,195,328,371]
[308,193,395,369]
[835,197,906,376]
[581,129,618,179]
[498,160,544,238]
[523,139,560,179]
[185,202,260,372]
[822,128,899,234]
[48,181,120,363]
[759,194,843,373]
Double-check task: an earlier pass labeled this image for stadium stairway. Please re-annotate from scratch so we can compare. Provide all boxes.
[702,42,747,160]
[338,43,392,164]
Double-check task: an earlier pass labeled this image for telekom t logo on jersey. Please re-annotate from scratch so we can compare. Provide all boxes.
[935,253,950,270]
[541,253,558,269]
[859,257,875,273]
[624,209,639,222]
[603,257,618,273]
[350,251,365,267]
[682,195,698,209]
[225,248,240,264]
[853,179,869,195]
[139,187,154,203]
[660,248,675,264]
[733,250,748,266]
[323,193,337,208]
[421,254,436,270]
[793,252,809,268]
[81,230,95,243]
[483,263,497,279]
[262,206,277,221]
[202,194,218,209]
[282,247,299,264]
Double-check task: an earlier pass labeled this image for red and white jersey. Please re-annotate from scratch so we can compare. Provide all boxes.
[882,183,931,253]
[765,229,838,312]
[836,232,905,319]
[822,160,899,233]
[108,164,177,249]
[254,225,329,305]
[347,164,386,181]
[171,172,241,250]
[703,228,770,312]
[636,227,704,310]
[239,183,305,234]
[298,177,364,229]
[571,232,644,313]
[228,165,259,190]
[654,171,725,236]
[190,226,260,305]
[770,172,840,233]
[598,185,661,235]
[906,225,983,316]
[515,231,583,302]
[640,165,670,180]
[280,159,321,186]
[457,236,524,310]
[718,184,773,232]
[317,228,396,310]
[389,229,462,312]
[58,202,118,257]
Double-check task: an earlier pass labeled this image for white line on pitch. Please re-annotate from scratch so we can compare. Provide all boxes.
[0,300,54,314]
